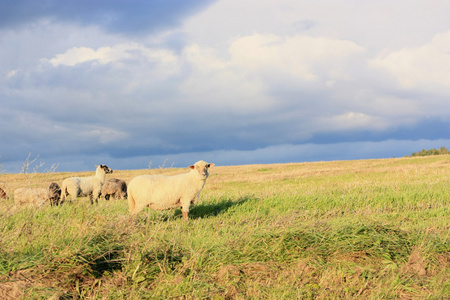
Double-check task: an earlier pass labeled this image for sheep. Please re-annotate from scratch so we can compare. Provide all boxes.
[48,182,61,206]
[14,184,62,207]
[127,160,214,221]
[14,188,47,207]
[60,164,113,205]
[101,178,127,200]
[0,187,6,200]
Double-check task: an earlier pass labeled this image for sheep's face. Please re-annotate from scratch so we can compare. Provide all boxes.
[189,161,215,179]
[98,164,113,174]
[49,183,61,195]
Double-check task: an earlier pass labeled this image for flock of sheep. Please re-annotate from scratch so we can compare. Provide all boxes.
[1,160,214,221]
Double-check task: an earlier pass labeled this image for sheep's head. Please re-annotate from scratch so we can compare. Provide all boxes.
[48,182,61,194]
[189,161,214,179]
[96,164,113,174]
[48,182,61,205]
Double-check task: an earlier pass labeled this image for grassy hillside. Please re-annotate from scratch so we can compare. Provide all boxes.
[0,156,449,299]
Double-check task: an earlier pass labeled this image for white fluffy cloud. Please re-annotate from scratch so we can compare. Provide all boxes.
[229,34,366,83]
[76,126,128,144]
[317,112,388,132]
[180,44,274,113]
[177,33,368,117]
[370,30,450,91]
[47,43,179,68]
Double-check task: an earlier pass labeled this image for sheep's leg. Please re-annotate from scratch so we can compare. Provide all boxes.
[128,192,136,214]
[66,187,78,203]
[60,189,66,204]
[89,193,94,205]
[181,199,191,221]
[94,190,101,204]
[61,187,73,204]
[182,210,189,221]
[64,193,72,204]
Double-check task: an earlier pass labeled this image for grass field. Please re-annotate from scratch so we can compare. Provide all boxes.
[0,156,449,299]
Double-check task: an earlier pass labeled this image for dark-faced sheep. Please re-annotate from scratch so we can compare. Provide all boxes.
[127,160,214,221]
[48,182,61,206]
[60,164,113,204]
[101,178,127,200]
[0,187,6,200]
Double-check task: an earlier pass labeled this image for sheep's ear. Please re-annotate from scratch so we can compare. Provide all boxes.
[208,163,215,168]
[189,165,195,170]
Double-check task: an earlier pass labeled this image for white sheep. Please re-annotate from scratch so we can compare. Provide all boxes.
[14,188,47,207]
[60,164,113,204]
[127,160,214,221]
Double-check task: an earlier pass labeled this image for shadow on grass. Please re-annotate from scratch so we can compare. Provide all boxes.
[136,196,257,223]
[82,233,125,278]
[174,196,255,220]
[89,246,124,278]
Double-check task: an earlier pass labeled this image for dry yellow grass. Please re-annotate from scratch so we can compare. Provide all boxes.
[1,155,448,204]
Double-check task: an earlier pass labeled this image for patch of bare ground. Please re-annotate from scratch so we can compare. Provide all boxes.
[0,269,65,299]
[0,267,129,299]
[216,262,280,299]
[402,248,428,276]
[0,281,27,300]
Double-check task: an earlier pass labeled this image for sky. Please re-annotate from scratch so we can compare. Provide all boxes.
[1,0,449,173]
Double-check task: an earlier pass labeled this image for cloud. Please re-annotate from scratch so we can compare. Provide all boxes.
[229,34,366,82]
[180,44,274,113]
[370,30,450,91]
[319,112,388,131]
[6,70,18,78]
[46,43,179,69]
[48,47,116,66]
[76,126,128,144]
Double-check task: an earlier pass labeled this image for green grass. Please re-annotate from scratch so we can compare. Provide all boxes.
[0,156,449,299]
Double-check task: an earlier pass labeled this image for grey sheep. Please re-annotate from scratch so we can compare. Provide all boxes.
[101,178,127,200]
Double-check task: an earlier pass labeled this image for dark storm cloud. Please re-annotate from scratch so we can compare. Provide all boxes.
[0,0,215,35]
